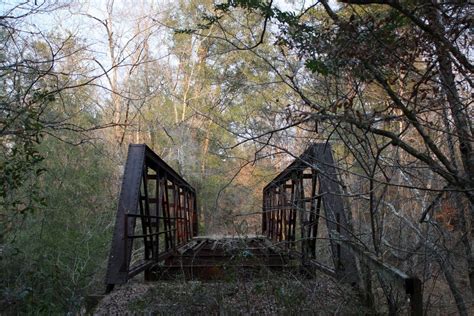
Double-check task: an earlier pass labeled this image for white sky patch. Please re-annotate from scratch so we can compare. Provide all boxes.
[273,0,340,13]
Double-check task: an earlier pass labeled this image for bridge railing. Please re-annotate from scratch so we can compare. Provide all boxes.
[262,143,422,315]
[262,143,359,285]
[105,144,197,291]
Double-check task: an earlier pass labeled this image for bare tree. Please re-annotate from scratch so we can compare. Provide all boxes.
[186,0,473,313]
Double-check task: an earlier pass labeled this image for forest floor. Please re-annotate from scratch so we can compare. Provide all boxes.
[93,270,364,315]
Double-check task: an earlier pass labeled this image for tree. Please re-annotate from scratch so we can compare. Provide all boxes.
[1,2,69,241]
[1,4,119,312]
[192,0,473,314]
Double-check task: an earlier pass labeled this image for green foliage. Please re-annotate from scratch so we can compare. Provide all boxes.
[305,59,330,76]
[216,0,273,15]
[1,21,60,241]
[1,23,114,311]
[0,138,116,314]
[0,92,49,242]
[0,141,45,239]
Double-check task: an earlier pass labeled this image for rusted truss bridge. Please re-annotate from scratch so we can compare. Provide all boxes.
[105,143,422,315]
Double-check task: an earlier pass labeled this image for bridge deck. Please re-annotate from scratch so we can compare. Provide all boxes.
[148,236,294,280]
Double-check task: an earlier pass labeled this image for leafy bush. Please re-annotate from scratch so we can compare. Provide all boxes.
[0,138,117,314]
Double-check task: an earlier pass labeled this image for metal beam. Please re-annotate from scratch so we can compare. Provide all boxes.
[105,144,198,291]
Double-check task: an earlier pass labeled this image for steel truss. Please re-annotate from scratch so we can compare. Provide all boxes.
[262,143,359,284]
[263,143,421,315]
[105,144,198,291]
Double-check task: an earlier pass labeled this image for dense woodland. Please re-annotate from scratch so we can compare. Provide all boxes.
[0,0,472,314]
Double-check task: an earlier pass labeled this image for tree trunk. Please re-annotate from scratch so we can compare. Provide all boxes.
[438,256,469,316]
[427,4,474,294]
[105,5,121,144]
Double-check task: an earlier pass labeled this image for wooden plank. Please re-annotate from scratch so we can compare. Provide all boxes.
[177,240,197,255]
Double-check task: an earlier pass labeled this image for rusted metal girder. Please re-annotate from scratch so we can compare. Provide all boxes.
[105,144,198,292]
[262,143,422,315]
[262,143,359,285]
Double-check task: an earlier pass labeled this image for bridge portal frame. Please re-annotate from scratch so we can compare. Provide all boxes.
[105,144,198,292]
